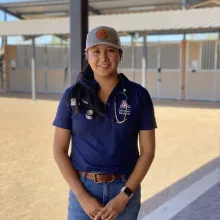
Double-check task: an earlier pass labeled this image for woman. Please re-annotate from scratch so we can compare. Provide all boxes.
[53,26,157,220]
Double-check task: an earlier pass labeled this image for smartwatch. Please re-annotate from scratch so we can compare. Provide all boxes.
[120,186,134,198]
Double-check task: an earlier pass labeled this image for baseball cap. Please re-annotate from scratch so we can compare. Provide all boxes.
[85,26,121,51]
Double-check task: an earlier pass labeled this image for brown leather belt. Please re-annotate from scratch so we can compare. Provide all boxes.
[77,171,123,183]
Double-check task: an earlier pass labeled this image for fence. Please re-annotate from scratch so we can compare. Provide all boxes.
[4,40,220,101]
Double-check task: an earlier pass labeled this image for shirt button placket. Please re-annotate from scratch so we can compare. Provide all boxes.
[104,103,112,132]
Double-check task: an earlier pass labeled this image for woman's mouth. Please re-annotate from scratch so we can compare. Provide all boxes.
[99,64,110,68]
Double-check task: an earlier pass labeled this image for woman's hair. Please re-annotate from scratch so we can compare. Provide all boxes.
[66,49,123,118]
[66,59,105,118]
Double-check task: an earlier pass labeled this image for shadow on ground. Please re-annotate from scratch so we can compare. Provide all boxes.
[140,157,220,216]
[1,92,220,109]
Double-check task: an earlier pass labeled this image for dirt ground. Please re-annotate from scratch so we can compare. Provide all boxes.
[0,93,220,220]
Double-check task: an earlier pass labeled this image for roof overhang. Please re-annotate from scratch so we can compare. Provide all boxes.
[0,7,219,37]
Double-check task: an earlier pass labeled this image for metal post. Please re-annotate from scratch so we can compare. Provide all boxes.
[31,38,36,102]
[142,33,147,88]
[182,0,187,41]
[185,42,189,100]
[69,0,88,84]
[213,40,218,102]
[183,32,186,40]
[131,34,135,82]
[0,11,7,90]
[44,45,48,93]
[157,44,161,99]
[3,11,7,46]
[182,0,187,9]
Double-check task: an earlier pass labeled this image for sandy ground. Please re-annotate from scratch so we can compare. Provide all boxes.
[0,93,220,220]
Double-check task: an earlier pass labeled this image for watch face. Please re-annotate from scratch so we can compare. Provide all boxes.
[124,187,133,197]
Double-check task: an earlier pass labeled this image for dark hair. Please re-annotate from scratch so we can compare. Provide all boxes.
[66,60,105,118]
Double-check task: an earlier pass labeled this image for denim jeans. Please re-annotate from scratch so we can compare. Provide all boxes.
[67,173,141,220]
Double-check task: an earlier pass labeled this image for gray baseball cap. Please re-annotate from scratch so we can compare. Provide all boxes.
[85,26,121,51]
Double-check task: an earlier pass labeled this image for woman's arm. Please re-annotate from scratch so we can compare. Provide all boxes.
[53,127,87,198]
[53,127,104,219]
[123,129,156,193]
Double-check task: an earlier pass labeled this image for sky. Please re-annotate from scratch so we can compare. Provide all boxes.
[0,4,219,47]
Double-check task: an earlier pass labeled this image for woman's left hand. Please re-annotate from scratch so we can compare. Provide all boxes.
[94,192,129,220]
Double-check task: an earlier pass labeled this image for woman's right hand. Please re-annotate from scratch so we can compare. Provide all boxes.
[78,192,104,219]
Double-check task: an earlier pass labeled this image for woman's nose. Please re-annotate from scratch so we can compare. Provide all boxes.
[100,51,108,60]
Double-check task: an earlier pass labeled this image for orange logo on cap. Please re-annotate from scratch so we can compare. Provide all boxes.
[96,28,109,40]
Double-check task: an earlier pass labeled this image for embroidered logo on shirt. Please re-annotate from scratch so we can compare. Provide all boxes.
[120,100,131,109]
[119,100,131,115]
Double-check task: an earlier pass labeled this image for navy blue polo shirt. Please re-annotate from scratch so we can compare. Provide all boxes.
[53,73,157,176]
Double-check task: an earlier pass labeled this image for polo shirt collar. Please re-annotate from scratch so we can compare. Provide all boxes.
[90,73,130,92]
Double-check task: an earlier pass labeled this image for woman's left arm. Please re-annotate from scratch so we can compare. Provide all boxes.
[123,129,156,192]
[94,129,156,220]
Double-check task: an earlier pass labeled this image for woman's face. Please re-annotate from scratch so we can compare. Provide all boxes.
[87,44,122,78]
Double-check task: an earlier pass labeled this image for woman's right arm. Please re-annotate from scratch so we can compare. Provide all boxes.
[53,126,87,198]
[53,126,104,219]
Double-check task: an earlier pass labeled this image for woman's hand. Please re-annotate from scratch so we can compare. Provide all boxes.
[94,192,129,220]
[78,193,104,219]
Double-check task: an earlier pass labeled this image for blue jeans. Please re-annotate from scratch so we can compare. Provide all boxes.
[67,173,141,220]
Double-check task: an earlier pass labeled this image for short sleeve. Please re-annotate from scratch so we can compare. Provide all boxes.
[52,90,72,130]
[139,88,157,130]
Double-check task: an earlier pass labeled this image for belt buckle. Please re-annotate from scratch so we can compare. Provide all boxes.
[92,172,102,183]
[92,172,115,183]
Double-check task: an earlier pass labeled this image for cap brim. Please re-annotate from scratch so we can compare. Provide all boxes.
[85,42,121,51]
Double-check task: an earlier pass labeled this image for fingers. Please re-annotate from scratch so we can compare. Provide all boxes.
[105,212,116,220]
[86,206,102,220]
[100,210,111,219]
[94,208,105,220]
[95,209,118,220]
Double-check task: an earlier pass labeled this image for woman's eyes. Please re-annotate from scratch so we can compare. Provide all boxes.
[93,50,100,54]
[108,49,115,53]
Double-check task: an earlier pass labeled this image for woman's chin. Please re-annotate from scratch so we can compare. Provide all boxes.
[96,70,117,78]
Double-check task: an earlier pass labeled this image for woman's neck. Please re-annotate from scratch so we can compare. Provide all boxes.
[95,73,119,91]
[95,73,119,103]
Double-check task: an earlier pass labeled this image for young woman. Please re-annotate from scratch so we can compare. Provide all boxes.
[53,26,157,220]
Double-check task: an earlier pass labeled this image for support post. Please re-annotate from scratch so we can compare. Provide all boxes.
[69,0,88,84]
[157,44,161,99]
[31,38,36,102]
[180,40,187,100]
[131,34,135,82]
[1,11,7,90]
[142,33,147,88]
[2,11,7,47]
[182,0,187,9]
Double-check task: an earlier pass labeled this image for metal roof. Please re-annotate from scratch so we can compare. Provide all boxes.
[0,7,219,36]
[90,7,220,35]
[0,0,205,19]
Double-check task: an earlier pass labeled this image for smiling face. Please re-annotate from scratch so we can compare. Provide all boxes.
[87,44,122,78]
